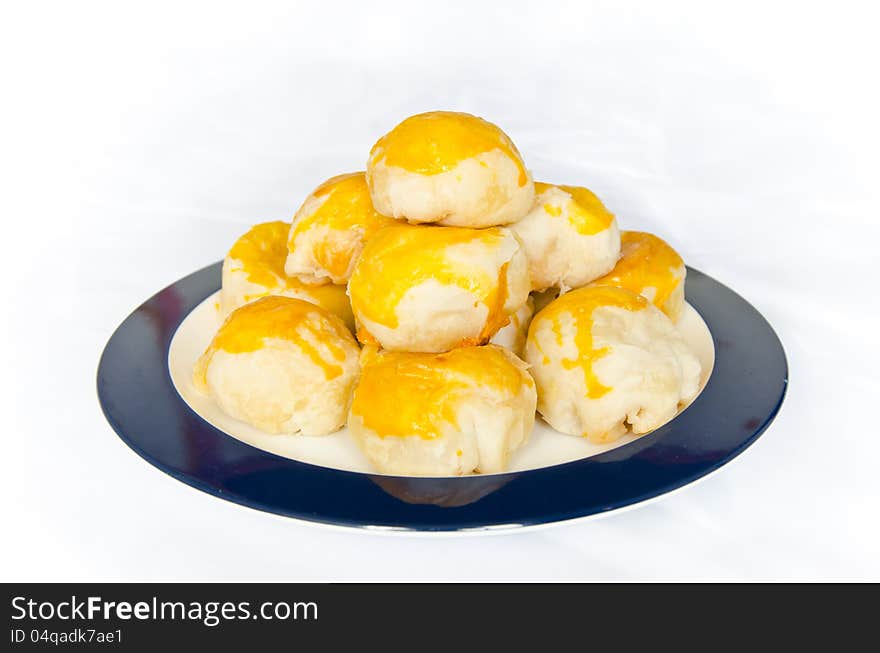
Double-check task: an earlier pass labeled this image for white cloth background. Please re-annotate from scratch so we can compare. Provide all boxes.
[2,1,878,581]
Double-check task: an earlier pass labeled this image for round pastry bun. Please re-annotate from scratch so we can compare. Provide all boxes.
[193,296,360,436]
[348,223,530,352]
[510,182,620,292]
[348,345,537,476]
[221,221,354,331]
[590,230,686,322]
[524,286,701,443]
[366,111,534,228]
[285,172,396,285]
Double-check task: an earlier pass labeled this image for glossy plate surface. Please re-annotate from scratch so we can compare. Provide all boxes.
[97,263,787,531]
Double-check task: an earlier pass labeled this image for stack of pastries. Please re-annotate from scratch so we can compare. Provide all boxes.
[194,111,702,476]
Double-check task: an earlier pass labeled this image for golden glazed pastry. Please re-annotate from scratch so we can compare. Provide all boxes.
[524,286,701,443]
[510,182,621,292]
[193,296,360,435]
[589,231,686,322]
[366,111,534,227]
[221,221,354,331]
[348,223,530,352]
[284,172,396,285]
[348,345,537,476]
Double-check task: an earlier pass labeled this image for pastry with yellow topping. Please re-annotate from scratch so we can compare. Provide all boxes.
[589,230,687,322]
[349,345,536,476]
[348,223,530,352]
[193,296,360,435]
[284,172,396,285]
[510,183,621,292]
[366,111,534,227]
[488,296,534,357]
[524,286,701,443]
[221,221,355,331]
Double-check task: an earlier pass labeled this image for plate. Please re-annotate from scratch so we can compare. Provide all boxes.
[97,262,787,531]
[167,293,714,473]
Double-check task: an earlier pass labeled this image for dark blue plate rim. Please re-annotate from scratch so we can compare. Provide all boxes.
[97,262,787,532]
